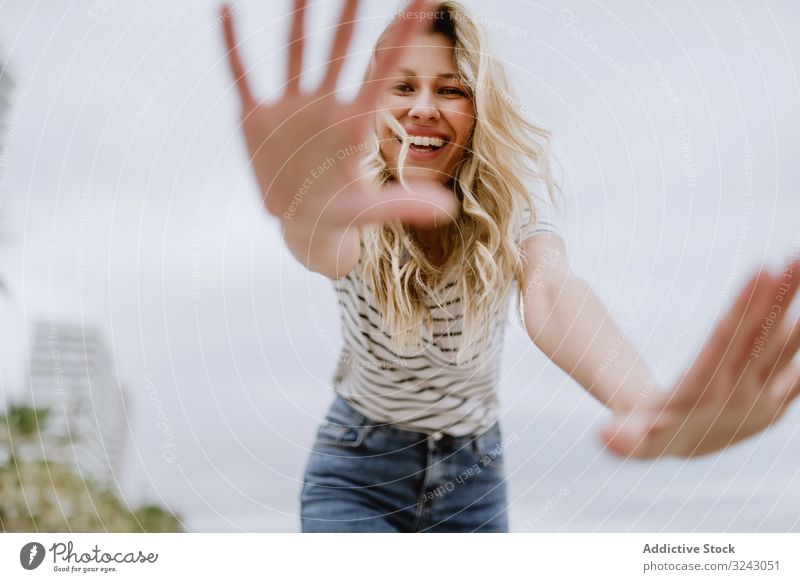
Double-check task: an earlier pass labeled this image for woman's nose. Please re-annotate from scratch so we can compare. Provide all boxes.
[408,91,440,121]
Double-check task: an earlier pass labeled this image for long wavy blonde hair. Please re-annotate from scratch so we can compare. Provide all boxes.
[358,1,559,364]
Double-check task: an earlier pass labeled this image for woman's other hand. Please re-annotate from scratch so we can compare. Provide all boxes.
[603,255,800,458]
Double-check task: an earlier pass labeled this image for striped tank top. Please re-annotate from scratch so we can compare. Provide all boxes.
[331,201,561,437]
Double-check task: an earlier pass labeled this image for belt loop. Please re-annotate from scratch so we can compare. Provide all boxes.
[472,432,484,458]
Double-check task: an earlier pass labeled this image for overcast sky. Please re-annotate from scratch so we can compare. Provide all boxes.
[1,0,799,531]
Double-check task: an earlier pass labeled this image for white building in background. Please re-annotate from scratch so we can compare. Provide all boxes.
[26,321,130,492]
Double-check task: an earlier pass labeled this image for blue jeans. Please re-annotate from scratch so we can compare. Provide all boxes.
[300,395,509,532]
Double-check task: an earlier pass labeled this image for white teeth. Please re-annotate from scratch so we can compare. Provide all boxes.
[408,135,445,147]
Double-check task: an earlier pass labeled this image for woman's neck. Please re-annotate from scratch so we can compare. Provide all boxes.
[411,226,448,267]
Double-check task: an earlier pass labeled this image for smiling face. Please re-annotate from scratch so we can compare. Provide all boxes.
[375,31,475,184]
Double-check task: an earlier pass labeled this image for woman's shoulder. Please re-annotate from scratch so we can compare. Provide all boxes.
[518,179,564,242]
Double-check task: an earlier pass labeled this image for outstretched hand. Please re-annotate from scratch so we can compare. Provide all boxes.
[221,0,457,233]
[603,256,800,458]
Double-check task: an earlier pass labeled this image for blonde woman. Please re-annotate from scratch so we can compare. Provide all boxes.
[222,0,800,532]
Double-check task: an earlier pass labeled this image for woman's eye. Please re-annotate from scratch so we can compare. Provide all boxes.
[392,84,468,97]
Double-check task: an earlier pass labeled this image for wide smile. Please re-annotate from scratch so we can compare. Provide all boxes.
[396,136,449,160]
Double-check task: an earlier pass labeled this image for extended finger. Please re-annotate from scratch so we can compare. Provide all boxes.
[741,258,800,375]
[221,4,256,109]
[669,270,768,409]
[758,311,800,383]
[319,0,359,93]
[682,270,761,385]
[721,268,778,374]
[286,0,307,95]
[788,365,800,401]
[354,0,436,111]
[771,363,800,414]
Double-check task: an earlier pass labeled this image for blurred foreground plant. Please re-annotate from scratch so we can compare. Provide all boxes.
[0,404,182,532]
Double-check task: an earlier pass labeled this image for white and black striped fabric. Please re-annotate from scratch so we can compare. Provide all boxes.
[331,199,562,437]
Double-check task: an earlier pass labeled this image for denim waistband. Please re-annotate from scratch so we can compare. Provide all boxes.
[328,394,501,453]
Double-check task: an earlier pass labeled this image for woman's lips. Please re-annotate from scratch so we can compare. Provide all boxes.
[396,137,448,160]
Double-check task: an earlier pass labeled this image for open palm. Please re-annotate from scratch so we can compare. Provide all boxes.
[604,257,800,458]
[221,0,457,234]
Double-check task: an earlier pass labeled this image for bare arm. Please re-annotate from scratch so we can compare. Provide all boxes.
[520,234,658,414]
[522,233,800,458]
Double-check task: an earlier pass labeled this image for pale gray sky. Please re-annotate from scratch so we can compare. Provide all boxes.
[1,0,799,531]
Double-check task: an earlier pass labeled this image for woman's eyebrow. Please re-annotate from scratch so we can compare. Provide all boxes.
[398,67,459,80]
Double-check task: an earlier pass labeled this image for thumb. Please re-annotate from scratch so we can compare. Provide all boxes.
[351,182,459,228]
[601,414,653,459]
